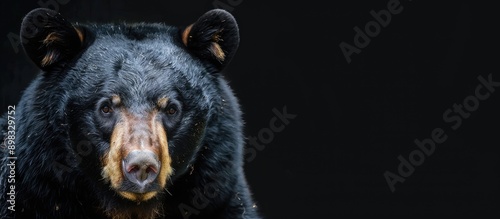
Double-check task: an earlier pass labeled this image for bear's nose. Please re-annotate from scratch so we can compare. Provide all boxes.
[122,150,160,189]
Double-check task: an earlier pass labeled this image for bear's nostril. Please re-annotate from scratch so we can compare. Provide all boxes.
[126,164,157,173]
[126,165,139,173]
[127,163,158,181]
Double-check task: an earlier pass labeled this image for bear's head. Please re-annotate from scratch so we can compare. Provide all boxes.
[19,7,240,215]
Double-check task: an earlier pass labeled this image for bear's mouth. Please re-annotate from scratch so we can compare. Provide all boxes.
[116,190,159,203]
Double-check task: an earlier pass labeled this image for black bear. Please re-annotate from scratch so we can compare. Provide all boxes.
[0,7,261,219]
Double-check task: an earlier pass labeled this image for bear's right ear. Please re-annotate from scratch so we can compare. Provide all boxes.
[20,8,85,70]
[181,9,240,71]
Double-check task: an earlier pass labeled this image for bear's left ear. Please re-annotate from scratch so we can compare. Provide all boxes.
[20,8,85,71]
[181,9,240,71]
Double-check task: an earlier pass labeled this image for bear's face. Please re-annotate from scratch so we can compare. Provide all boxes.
[67,26,210,202]
[19,8,239,203]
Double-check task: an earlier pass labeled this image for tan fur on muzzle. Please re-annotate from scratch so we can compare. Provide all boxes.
[101,109,172,202]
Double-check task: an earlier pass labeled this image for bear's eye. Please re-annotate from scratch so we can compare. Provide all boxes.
[166,106,177,115]
[101,105,113,114]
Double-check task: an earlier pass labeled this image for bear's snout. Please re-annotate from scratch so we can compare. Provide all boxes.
[102,108,173,201]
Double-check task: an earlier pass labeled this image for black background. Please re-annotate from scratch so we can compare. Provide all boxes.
[1,0,499,218]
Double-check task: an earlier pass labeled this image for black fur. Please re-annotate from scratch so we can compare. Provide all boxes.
[0,8,260,219]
